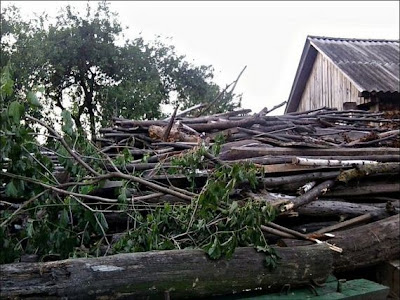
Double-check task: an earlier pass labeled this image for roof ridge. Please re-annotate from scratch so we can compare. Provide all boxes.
[307,35,399,43]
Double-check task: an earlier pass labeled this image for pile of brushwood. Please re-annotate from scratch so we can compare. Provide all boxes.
[1,101,399,299]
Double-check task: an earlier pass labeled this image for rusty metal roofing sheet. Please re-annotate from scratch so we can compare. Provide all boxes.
[309,36,400,93]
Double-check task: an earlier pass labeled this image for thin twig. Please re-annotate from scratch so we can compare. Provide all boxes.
[26,115,100,176]
[1,172,118,203]
[1,190,48,227]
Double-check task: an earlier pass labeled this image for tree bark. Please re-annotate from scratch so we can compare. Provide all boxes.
[221,147,400,160]
[281,180,336,212]
[337,163,400,183]
[0,245,333,299]
[262,171,340,188]
[278,215,400,272]
[325,183,400,197]
[297,201,391,220]
[330,214,400,273]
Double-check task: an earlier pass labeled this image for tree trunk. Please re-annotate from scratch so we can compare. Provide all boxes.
[221,147,400,160]
[325,183,400,197]
[262,171,340,188]
[337,163,400,183]
[297,201,391,220]
[330,214,400,273]
[278,215,400,273]
[0,245,333,299]
[88,105,96,141]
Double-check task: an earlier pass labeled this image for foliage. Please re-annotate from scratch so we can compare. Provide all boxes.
[0,66,109,263]
[1,66,276,268]
[0,64,52,201]
[168,134,226,190]
[114,161,279,267]
[170,145,208,191]
[1,1,241,138]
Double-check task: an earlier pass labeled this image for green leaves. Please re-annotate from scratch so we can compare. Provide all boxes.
[257,246,281,270]
[26,91,42,108]
[5,180,18,198]
[59,209,70,228]
[205,236,222,259]
[8,101,24,124]
[61,110,75,137]
[0,64,14,99]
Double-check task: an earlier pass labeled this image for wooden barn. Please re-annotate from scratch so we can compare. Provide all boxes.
[285,36,400,113]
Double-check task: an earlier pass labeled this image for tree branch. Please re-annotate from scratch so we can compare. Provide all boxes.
[26,115,100,176]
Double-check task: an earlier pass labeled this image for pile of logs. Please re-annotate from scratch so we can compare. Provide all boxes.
[98,107,400,217]
[98,106,400,294]
[1,106,399,299]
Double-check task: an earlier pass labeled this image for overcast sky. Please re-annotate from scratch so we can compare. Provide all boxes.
[3,1,400,115]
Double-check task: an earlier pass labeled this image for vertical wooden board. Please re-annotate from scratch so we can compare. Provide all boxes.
[347,77,351,103]
[339,68,344,110]
[315,55,319,109]
[328,63,336,107]
[341,69,346,108]
[307,85,310,111]
[322,55,328,107]
[350,82,361,104]
[332,64,338,109]
[312,63,316,109]
[305,67,312,111]
[309,68,313,110]
[317,57,324,107]
[327,57,332,108]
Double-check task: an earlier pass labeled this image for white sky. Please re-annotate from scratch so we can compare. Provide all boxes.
[3,1,400,115]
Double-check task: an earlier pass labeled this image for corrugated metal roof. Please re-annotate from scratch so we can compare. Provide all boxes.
[309,36,400,93]
[285,36,400,113]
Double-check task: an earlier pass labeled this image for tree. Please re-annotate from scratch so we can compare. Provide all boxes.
[1,1,241,137]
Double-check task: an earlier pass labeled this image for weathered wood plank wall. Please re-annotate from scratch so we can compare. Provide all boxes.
[297,53,368,112]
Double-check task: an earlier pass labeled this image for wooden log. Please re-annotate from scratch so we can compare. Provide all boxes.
[319,115,400,123]
[225,154,400,164]
[337,163,400,183]
[262,171,340,188]
[220,139,262,154]
[293,157,379,167]
[289,221,339,234]
[255,137,329,149]
[325,183,400,197]
[0,245,333,299]
[282,180,336,211]
[297,201,391,220]
[223,147,400,160]
[115,119,168,127]
[227,156,293,165]
[237,127,293,142]
[312,213,372,234]
[172,109,252,124]
[287,106,336,116]
[253,124,296,133]
[344,129,400,147]
[260,225,295,238]
[357,201,400,209]
[330,214,400,273]
[187,116,264,132]
[259,164,339,175]
[279,214,400,272]
[163,105,179,141]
